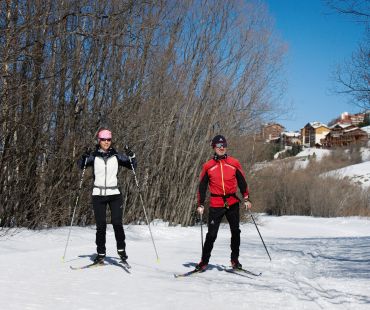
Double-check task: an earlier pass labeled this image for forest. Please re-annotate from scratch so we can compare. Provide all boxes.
[0,0,287,228]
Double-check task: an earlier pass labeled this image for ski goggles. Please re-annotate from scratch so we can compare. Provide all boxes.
[100,138,111,142]
[214,143,227,148]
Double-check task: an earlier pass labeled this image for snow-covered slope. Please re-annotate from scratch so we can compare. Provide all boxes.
[325,161,370,188]
[273,147,370,187]
[296,147,332,160]
[1,216,369,310]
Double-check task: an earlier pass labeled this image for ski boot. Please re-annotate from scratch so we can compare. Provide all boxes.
[93,253,106,264]
[231,259,242,270]
[195,260,208,272]
[117,249,128,262]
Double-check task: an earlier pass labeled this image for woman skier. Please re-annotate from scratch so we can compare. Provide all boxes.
[78,128,137,264]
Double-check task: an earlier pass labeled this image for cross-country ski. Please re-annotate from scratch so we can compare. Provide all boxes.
[221,265,262,277]
[70,262,106,270]
[173,269,205,278]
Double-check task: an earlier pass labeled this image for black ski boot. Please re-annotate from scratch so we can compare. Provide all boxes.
[231,259,242,270]
[117,249,128,262]
[93,253,106,264]
[195,260,208,272]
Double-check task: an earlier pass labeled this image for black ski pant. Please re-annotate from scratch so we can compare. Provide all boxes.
[92,194,126,254]
[201,203,241,264]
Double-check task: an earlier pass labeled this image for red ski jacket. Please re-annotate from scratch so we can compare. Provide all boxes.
[197,155,249,208]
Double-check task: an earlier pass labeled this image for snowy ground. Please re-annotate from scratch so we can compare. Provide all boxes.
[1,216,370,310]
[325,161,370,188]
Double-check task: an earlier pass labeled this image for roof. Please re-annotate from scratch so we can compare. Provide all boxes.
[305,122,329,129]
[330,123,353,129]
[282,131,301,137]
[344,127,366,133]
[263,123,285,129]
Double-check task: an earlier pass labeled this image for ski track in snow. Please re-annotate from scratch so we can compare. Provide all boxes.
[0,216,369,310]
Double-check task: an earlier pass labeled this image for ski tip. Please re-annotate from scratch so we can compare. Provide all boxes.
[156,258,160,264]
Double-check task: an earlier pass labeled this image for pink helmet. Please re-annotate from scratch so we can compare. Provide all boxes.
[97,129,112,140]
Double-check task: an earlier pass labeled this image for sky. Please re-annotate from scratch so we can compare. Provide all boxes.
[265,0,367,131]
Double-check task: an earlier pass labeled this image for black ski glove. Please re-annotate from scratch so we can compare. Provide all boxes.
[124,145,134,157]
[81,147,92,161]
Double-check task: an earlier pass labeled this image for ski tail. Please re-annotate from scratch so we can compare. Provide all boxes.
[221,265,262,276]
[174,267,207,278]
[70,262,105,270]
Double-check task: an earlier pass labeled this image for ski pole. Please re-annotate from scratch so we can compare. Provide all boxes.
[125,145,160,262]
[248,209,272,261]
[62,157,88,261]
[200,213,204,252]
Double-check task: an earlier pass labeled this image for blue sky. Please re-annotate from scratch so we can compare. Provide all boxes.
[265,0,366,131]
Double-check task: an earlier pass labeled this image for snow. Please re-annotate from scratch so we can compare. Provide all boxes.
[296,147,331,160]
[330,123,353,129]
[273,146,292,159]
[291,148,331,170]
[255,146,370,173]
[293,157,308,170]
[1,216,370,310]
[308,122,329,129]
[360,147,370,161]
[281,131,300,137]
[360,125,370,135]
[325,161,370,188]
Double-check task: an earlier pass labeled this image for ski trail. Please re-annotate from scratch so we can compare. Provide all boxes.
[0,219,369,309]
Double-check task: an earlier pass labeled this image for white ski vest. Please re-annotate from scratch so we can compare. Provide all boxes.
[92,155,120,196]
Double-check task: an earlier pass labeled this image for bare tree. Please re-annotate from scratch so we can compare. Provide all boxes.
[325,0,370,21]
[0,0,286,228]
[327,0,370,109]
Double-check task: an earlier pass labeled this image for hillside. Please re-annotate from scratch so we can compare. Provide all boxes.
[295,147,370,188]
[325,161,370,188]
[261,146,370,188]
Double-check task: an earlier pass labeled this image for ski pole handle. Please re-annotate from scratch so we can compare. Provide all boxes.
[124,144,135,159]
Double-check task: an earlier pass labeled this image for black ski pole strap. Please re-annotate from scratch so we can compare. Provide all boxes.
[210,193,238,199]
[210,193,240,208]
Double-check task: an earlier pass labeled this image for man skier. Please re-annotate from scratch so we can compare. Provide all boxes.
[78,128,137,264]
[195,135,252,271]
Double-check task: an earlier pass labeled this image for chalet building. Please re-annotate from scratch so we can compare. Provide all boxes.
[321,123,368,147]
[301,122,330,147]
[321,123,354,147]
[281,132,301,146]
[331,123,357,132]
[328,111,370,126]
[261,123,285,141]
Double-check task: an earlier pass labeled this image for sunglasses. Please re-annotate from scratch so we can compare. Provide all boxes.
[215,143,227,148]
[100,138,111,142]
